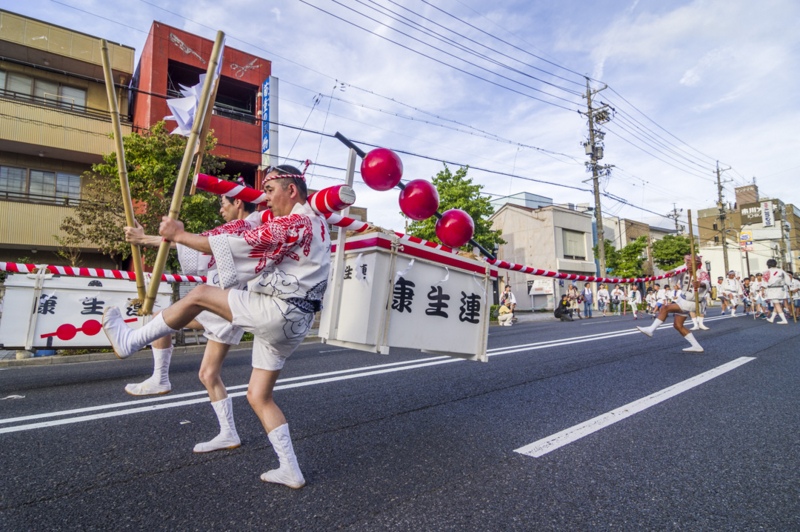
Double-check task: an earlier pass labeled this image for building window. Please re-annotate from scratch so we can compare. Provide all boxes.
[714,236,719,243]
[0,70,87,111]
[562,229,586,260]
[0,166,26,199]
[0,165,81,205]
[712,222,718,231]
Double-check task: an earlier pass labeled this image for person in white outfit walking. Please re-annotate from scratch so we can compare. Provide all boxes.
[628,285,642,319]
[763,259,790,325]
[720,271,743,317]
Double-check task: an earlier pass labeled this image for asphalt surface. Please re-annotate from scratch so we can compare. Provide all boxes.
[0,310,798,531]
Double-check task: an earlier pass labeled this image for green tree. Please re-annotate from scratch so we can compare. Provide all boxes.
[652,234,696,271]
[593,238,621,274]
[59,121,227,269]
[403,164,505,253]
[614,236,648,278]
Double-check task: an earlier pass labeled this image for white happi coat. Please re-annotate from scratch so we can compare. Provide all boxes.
[207,201,331,316]
[676,269,711,314]
[176,210,265,344]
[763,268,789,301]
[721,278,742,296]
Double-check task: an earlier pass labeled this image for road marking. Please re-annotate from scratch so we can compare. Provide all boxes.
[0,358,459,435]
[514,356,756,458]
[0,316,735,434]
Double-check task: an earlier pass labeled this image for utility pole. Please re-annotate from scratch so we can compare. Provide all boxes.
[667,203,684,234]
[583,78,613,277]
[716,160,732,274]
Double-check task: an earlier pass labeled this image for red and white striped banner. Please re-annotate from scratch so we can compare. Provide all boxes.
[0,263,206,283]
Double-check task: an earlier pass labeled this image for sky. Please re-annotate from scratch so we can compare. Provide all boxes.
[5,0,800,235]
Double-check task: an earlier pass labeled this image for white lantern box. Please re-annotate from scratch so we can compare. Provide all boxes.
[319,232,498,362]
[0,273,171,350]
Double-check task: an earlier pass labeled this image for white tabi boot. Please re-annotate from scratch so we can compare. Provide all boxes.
[637,318,663,337]
[698,316,710,330]
[261,424,305,489]
[125,347,173,395]
[777,312,788,325]
[682,332,704,353]
[689,317,699,331]
[103,308,178,359]
[767,312,777,323]
[731,307,737,317]
[194,397,241,453]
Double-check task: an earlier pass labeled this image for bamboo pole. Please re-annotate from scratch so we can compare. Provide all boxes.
[100,40,146,302]
[141,31,225,315]
[687,210,701,316]
[188,80,221,195]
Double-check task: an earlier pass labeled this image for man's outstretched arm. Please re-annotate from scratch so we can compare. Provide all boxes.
[159,217,212,254]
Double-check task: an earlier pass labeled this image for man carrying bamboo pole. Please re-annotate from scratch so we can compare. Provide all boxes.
[636,255,709,353]
[122,195,262,453]
[104,165,328,488]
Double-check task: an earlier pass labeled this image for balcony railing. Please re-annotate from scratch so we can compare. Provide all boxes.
[0,190,89,208]
[0,89,131,124]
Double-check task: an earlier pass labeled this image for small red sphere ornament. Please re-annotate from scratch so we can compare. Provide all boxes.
[399,179,439,221]
[361,148,403,191]
[435,209,474,248]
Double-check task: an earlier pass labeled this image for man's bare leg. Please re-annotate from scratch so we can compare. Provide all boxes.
[248,368,305,489]
[637,304,704,352]
[103,285,232,359]
[194,341,241,453]
[767,301,788,324]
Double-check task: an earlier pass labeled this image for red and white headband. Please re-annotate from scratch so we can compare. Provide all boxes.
[264,160,311,182]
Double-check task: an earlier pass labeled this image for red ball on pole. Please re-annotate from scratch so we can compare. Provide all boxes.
[360,148,403,191]
[399,179,439,221]
[435,209,474,248]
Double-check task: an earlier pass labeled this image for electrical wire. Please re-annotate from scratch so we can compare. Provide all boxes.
[296,0,582,112]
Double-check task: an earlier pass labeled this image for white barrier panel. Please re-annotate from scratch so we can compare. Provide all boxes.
[319,232,496,362]
[0,274,171,350]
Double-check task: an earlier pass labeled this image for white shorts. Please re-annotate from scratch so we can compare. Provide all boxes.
[195,310,244,345]
[227,289,313,371]
[676,298,697,316]
[765,287,787,302]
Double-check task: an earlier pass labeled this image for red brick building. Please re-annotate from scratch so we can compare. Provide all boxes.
[132,22,271,185]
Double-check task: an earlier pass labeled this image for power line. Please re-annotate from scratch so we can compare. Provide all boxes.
[296,0,582,112]
[418,0,589,81]
[52,0,583,168]
[360,0,585,93]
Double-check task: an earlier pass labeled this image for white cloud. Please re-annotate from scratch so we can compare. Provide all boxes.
[271,7,281,22]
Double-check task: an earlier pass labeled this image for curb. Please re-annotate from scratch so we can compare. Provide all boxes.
[0,336,321,368]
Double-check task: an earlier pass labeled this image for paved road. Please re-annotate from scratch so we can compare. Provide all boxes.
[0,311,798,530]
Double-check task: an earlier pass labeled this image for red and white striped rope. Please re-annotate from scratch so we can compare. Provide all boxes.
[321,214,685,283]
[0,263,206,283]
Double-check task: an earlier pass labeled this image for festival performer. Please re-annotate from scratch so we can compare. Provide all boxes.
[123,194,262,454]
[763,259,790,324]
[627,285,642,320]
[637,255,709,353]
[688,265,711,331]
[720,271,743,317]
[103,164,329,488]
[789,271,800,320]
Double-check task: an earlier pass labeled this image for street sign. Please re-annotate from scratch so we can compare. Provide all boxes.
[739,230,753,252]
